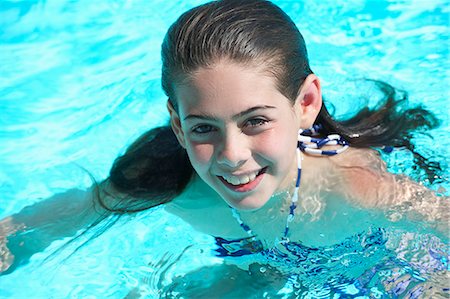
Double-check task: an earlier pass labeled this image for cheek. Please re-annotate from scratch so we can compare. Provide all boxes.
[256,129,298,159]
[185,141,215,169]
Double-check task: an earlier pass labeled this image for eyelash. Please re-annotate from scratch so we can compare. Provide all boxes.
[245,118,269,128]
[191,118,270,134]
[192,124,216,134]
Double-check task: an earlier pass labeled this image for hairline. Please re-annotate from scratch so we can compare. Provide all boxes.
[170,55,294,110]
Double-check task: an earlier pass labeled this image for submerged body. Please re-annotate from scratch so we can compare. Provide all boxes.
[163,148,448,297]
[162,141,448,297]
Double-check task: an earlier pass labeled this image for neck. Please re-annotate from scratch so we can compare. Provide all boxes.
[239,147,300,217]
[239,175,297,220]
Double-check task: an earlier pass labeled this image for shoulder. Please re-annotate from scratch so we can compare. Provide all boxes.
[326,147,396,208]
[329,148,449,232]
[301,147,387,190]
[331,147,386,172]
[327,148,446,213]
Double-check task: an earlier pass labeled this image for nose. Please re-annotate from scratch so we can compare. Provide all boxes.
[216,130,251,169]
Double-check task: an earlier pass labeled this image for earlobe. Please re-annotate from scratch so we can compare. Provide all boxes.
[167,100,186,148]
[296,74,323,128]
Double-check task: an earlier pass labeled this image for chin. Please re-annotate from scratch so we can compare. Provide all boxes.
[226,195,269,211]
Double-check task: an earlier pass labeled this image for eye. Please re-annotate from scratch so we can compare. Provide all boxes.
[245,118,269,127]
[192,124,216,134]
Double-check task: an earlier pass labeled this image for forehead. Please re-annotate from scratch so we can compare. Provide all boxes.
[173,61,290,119]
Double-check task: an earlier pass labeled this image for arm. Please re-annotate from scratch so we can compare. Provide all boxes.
[0,184,112,274]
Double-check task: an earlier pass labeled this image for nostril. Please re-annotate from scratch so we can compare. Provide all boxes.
[216,156,246,168]
[216,148,249,168]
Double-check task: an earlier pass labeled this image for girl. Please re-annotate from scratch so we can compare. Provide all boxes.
[1,0,448,296]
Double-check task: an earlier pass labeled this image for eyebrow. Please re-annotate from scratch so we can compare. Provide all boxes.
[183,105,277,121]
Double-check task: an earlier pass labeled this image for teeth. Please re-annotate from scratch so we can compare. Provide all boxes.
[222,170,259,186]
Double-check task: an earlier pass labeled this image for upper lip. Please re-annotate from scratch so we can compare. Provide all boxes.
[216,167,265,177]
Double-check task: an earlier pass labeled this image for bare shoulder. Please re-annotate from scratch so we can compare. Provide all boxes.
[302,147,389,202]
[331,147,387,173]
[327,147,396,206]
[328,147,439,205]
[328,147,448,225]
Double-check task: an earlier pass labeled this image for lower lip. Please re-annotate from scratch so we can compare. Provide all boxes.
[218,168,267,193]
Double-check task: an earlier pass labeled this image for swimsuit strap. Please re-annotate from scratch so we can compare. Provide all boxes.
[298,125,349,156]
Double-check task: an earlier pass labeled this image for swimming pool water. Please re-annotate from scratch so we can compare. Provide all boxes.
[0,0,449,298]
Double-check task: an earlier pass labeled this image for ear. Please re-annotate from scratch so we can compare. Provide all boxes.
[295,74,322,128]
[167,99,186,148]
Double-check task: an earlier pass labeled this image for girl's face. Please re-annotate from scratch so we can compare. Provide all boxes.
[169,61,320,210]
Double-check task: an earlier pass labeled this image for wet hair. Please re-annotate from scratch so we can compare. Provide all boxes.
[101,0,440,213]
[161,0,311,107]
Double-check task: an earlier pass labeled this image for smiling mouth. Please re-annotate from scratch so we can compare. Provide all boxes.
[218,167,268,192]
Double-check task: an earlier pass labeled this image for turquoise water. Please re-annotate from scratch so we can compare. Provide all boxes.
[0,0,449,298]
